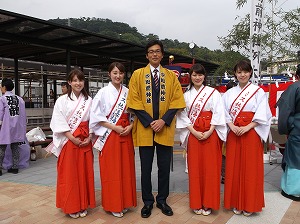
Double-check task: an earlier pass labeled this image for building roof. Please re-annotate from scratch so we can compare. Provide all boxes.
[0,9,219,79]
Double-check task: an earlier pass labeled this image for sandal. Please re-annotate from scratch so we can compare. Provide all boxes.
[243,210,253,216]
[122,208,129,214]
[69,212,80,219]
[233,208,242,215]
[112,212,123,218]
[202,207,212,216]
[80,210,88,217]
[193,209,202,215]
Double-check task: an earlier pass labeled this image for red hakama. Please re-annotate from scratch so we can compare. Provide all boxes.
[56,121,96,214]
[224,112,265,212]
[99,113,137,213]
[187,111,222,210]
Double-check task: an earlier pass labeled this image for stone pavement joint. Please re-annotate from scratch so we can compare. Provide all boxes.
[0,182,235,224]
[1,150,300,223]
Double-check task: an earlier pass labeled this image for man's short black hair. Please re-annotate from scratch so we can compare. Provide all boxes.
[145,39,164,55]
[61,82,68,86]
[1,78,14,91]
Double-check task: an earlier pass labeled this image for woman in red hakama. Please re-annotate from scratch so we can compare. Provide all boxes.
[176,64,227,216]
[99,113,136,215]
[187,111,223,212]
[223,60,271,216]
[50,69,96,219]
[56,121,96,214]
[90,62,136,218]
[224,112,265,213]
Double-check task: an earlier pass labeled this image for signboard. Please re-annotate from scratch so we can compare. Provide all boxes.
[250,0,265,85]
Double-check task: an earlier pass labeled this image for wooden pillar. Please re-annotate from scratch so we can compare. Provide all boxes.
[66,49,71,76]
[14,58,19,95]
[43,74,48,108]
[53,80,57,101]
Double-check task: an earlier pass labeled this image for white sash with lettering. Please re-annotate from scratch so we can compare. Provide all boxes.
[45,95,92,157]
[93,86,127,152]
[229,83,260,122]
[188,86,215,125]
[181,86,215,148]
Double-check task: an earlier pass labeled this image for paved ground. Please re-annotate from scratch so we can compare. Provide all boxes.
[1,147,300,224]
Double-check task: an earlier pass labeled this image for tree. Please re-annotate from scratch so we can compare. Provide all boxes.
[120,33,143,45]
[213,50,247,76]
[48,17,247,78]
[219,1,300,64]
[145,34,159,41]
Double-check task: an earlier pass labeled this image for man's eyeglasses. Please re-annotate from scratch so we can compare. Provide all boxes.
[148,49,162,55]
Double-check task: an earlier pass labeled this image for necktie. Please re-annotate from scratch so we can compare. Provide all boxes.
[153,69,159,90]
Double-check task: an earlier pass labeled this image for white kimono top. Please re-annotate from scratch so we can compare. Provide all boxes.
[222,83,272,142]
[176,85,227,148]
[89,82,129,136]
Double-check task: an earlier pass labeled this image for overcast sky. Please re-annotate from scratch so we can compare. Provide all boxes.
[0,0,296,50]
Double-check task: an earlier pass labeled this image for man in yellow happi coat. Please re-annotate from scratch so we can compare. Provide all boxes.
[127,40,185,218]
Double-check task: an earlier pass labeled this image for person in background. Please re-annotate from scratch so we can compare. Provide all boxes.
[48,69,96,219]
[176,64,227,216]
[221,81,237,184]
[277,64,300,201]
[0,78,26,176]
[49,88,54,98]
[61,82,69,95]
[90,62,137,218]
[126,40,186,218]
[49,88,55,107]
[222,60,271,216]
